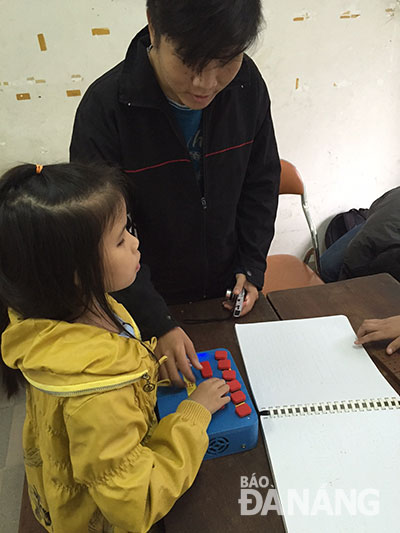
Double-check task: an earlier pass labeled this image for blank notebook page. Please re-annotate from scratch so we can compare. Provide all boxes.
[261,409,400,533]
[235,315,397,410]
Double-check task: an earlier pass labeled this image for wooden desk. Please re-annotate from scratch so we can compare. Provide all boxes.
[165,274,400,533]
[164,296,285,533]
[267,273,400,391]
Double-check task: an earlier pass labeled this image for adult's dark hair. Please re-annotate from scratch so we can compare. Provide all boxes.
[0,162,128,397]
[146,0,263,71]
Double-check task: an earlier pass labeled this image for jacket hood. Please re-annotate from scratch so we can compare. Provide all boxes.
[1,297,157,397]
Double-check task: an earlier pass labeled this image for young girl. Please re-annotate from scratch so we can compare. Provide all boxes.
[0,163,230,533]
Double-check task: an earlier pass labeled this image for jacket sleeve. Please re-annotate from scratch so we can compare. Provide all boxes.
[65,388,211,533]
[69,81,122,165]
[339,226,376,279]
[340,187,400,281]
[340,217,400,281]
[235,82,280,290]
[70,87,178,339]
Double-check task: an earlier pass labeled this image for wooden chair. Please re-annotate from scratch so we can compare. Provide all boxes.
[262,159,324,295]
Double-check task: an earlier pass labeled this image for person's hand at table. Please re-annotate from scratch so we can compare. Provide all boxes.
[222,273,259,317]
[354,315,400,354]
[155,326,203,387]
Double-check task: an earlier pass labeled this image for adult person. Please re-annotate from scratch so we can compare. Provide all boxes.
[70,0,280,386]
[340,187,400,281]
[321,186,400,283]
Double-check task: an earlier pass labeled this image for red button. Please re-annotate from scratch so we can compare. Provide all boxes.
[231,391,246,404]
[228,380,241,392]
[215,350,228,360]
[217,359,231,370]
[222,370,236,381]
[200,361,213,378]
[235,403,252,418]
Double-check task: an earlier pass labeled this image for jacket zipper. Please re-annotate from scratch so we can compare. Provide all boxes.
[201,110,210,298]
[23,370,155,397]
[143,100,210,298]
[125,97,214,298]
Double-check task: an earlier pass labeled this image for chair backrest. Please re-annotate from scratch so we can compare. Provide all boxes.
[278,159,321,274]
[279,160,304,195]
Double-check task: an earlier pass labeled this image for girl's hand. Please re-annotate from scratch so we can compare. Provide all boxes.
[355,315,400,354]
[155,327,203,388]
[189,378,230,414]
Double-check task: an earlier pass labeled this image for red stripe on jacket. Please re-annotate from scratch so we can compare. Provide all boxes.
[125,158,191,174]
[205,140,254,158]
[124,140,254,173]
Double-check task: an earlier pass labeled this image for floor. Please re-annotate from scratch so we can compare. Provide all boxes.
[0,385,26,533]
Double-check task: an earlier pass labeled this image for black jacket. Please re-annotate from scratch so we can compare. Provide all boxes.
[340,187,400,281]
[70,27,280,338]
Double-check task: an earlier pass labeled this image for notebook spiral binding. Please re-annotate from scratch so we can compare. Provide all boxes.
[264,397,400,418]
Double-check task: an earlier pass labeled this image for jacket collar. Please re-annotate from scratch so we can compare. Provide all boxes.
[118,26,166,107]
[118,26,249,109]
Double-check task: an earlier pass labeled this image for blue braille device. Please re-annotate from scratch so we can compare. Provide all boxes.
[157,348,258,460]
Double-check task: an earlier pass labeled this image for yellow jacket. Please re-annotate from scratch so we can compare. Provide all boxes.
[2,297,211,533]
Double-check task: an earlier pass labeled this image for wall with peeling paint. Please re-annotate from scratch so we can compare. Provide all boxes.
[260,0,400,256]
[0,0,147,169]
[0,0,399,258]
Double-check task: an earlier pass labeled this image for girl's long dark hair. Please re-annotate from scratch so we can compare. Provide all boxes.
[0,162,130,398]
[0,302,24,396]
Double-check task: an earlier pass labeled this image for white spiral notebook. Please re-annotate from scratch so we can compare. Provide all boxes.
[235,315,400,533]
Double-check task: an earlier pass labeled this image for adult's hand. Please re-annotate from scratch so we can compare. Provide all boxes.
[355,315,400,354]
[222,273,259,317]
[155,327,203,387]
